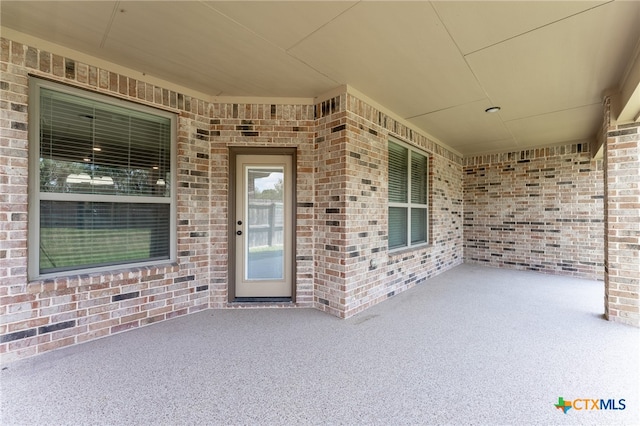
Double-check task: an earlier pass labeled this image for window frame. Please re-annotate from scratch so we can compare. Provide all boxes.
[27,78,177,280]
[388,138,430,252]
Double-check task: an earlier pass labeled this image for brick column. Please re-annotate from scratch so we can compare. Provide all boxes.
[314,95,350,317]
[604,117,640,327]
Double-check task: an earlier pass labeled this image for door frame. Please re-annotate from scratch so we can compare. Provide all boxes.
[228,147,297,303]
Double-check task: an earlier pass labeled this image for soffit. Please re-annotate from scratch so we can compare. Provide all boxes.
[1,1,639,157]
[408,99,513,153]
[431,1,607,55]
[286,2,487,119]
[504,104,604,148]
[206,1,359,51]
[464,1,640,121]
[0,1,116,52]
[101,2,340,97]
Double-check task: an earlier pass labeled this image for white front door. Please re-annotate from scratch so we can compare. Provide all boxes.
[234,154,293,298]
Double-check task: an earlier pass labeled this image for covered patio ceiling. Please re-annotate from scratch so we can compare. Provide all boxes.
[2,1,639,156]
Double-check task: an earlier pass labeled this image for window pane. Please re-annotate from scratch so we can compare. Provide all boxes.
[388,207,407,250]
[388,141,407,203]
[39,88,171,197]
[411,208,427,245]
[411,151,428,204]
[39,201,170,274]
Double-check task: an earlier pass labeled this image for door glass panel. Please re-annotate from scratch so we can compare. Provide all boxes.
[246,167,284,280]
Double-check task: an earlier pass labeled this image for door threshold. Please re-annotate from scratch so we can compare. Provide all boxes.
[232,297,293,303]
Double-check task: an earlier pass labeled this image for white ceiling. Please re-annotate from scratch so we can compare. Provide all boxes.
[2,1,639,156]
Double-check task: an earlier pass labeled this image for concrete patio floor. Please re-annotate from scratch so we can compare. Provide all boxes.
[1,264,638,425]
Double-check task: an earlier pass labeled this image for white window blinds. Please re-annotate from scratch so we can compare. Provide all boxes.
[388,140,428,250]
[31,81,174,277]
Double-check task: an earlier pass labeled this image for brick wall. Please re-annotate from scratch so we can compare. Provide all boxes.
[463,145,604,280]
[0,38,316,362]
[313,94,464,318]
[1,36,465,362]
[314,96,350,317]
[0,39,215,362]
[206,102,317,307]
[604,117,640,327]
[2,33,633,365]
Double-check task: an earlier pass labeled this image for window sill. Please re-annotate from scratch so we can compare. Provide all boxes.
[388,243,432,257]
[29,260,179,284]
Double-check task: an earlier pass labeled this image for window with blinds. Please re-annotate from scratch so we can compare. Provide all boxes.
[29,79,175,278]
[388,140,429,251]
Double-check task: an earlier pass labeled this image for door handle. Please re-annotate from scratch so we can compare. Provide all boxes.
[236,230,242,236]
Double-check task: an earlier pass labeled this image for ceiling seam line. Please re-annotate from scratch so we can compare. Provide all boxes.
[430,1,498,107]
[282,1,361,86]
[100,1,121,49]
[198,0,288,52]
[285,1,362,53]
[461,0,616,57]
[620,32,640,89]
[430,1,515,146]
[198,0,356,56]
[502,101,604,123]
[197,0,342,88]
[405,97,489,120]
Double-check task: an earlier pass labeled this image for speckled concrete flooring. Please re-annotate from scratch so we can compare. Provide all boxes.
[1,264,638,425]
